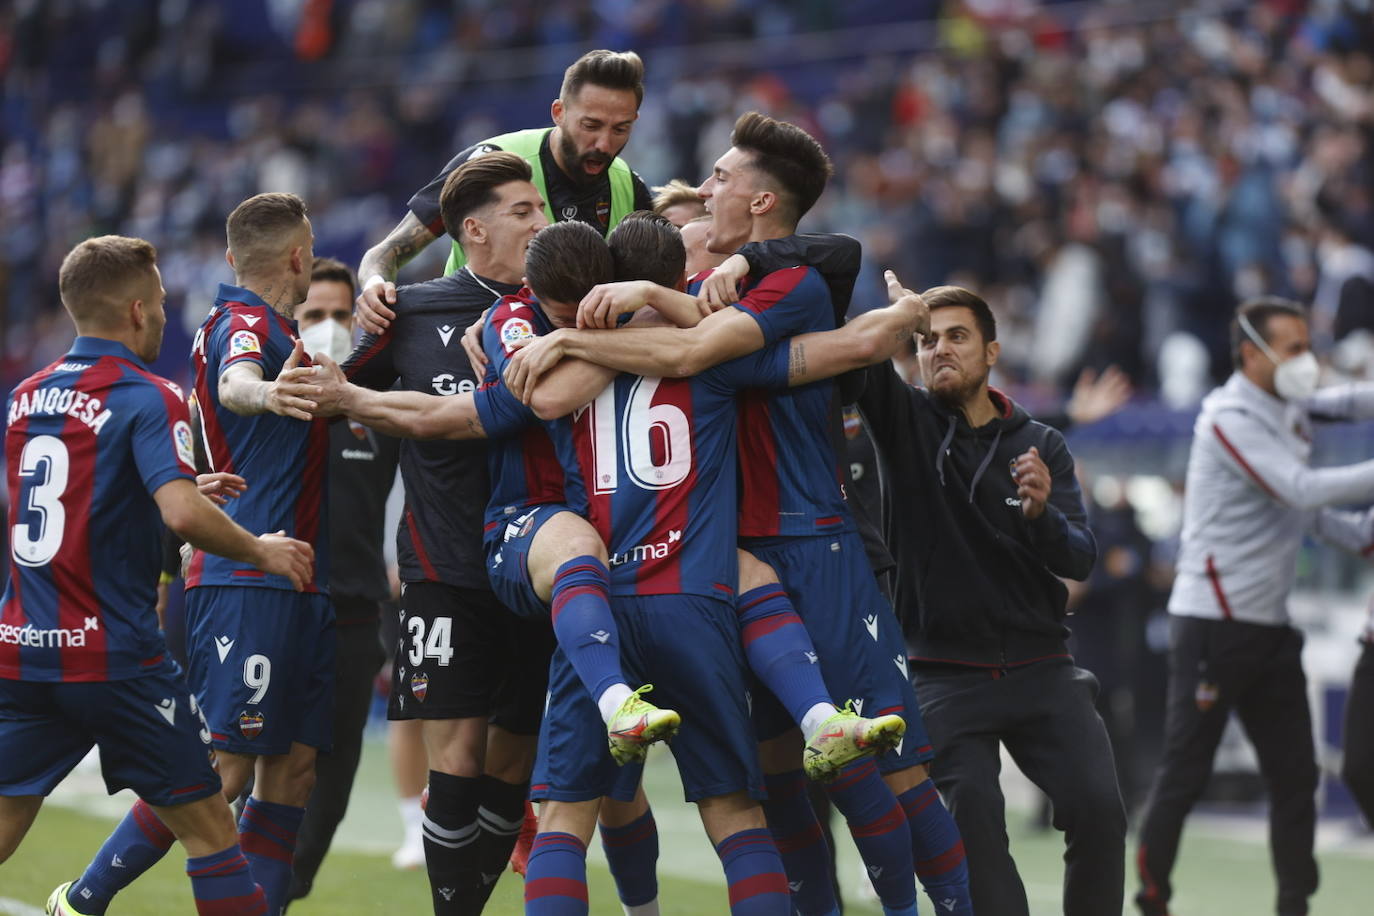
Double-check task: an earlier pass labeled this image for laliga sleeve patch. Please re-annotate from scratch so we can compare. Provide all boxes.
[499,317,535,354]
[229,329,262,358]
[172,420,196,469]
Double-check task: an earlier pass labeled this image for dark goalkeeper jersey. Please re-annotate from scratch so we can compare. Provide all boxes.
[407,131,652,238]
[344,269,520,589]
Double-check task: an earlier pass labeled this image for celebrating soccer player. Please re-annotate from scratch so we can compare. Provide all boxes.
[1,236,313,916]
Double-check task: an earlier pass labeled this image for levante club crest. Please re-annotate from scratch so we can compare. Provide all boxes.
[239,710,265,739]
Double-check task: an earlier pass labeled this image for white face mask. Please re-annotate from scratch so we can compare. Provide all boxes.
[1237,313,1320,401]
[300,318,352,365]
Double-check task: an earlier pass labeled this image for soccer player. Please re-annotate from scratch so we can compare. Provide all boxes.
[650,179,708,227]
[355,49,653,334]
[1,235,313,916]
[60,193,334,916]
[286,257,400,904]
[500,113,971,916]
[343,151,629,914]
[1136,298,1374,916]
[310,216,925,914]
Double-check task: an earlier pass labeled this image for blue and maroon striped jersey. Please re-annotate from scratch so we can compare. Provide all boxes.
[472,290,584,547]
[1,337,197,682]
[725,266,855,539]
[562,348,787,600]
[186,283,328,593]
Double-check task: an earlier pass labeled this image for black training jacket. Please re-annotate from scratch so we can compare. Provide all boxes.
[858,362,1096,667]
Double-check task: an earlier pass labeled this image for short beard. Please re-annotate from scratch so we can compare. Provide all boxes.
[557,131,613,186]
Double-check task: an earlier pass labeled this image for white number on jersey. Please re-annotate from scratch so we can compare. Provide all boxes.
[406,615,455,667]
[12,435,69,568]
[584,379,693,494]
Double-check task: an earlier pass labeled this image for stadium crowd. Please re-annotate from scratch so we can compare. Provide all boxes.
[3,0,1373,403]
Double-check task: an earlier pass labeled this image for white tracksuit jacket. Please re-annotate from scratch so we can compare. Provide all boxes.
[1169,373,1374,626]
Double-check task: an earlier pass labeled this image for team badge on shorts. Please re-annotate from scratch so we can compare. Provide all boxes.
[500,318,535,353]
[411,671,430,703]
[239,710,265,739]
[504,509,538,543]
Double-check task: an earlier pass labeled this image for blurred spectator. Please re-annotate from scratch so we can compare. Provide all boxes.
[2,0,1372,417]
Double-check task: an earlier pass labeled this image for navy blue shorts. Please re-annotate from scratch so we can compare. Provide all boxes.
[743,532,933,770]
[0,662,221,806]
[531,595,763,804]
[485,504,572,619]
[184,586,335,756]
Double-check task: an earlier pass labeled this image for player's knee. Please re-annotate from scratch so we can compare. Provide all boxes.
[564,528,608,564]
[736,550,779,591]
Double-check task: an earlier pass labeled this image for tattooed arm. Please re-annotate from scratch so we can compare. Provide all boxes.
[355,212,439,333]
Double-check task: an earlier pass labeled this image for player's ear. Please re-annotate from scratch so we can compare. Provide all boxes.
[750,189,776,217]
[986,339,1001,368]
[551,98,564,125]
[129,297,147,332]
[464,216,484,245]
[290,245,304,275]
[225,249,236,271]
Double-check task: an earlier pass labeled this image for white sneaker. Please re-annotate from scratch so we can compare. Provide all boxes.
[391,835,425,870]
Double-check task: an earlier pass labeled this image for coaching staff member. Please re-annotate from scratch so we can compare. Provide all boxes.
[1136,297,1374,916]
[355,49,652,334]
[857,285,1125,916]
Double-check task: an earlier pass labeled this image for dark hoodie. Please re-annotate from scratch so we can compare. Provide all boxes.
[858,361,1096,668]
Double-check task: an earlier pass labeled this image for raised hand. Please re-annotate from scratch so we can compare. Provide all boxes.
[265,339,322,421]
[1012,446,1051,520]
[356,274,398,334]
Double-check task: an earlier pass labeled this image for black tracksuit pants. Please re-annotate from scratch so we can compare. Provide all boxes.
[914,657,1127,916]
[291,596,387,899]
[1342,638,1374,827]
[1135,615,1318,916]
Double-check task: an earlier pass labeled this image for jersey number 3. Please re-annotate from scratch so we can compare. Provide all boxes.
[586,378,693,495]
[12,435,69,568]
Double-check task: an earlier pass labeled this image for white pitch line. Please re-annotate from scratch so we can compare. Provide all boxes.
[0,897,47,916]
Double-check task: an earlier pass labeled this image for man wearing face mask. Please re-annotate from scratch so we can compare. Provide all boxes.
[1135,297,1374,916]
[288,257,400,904]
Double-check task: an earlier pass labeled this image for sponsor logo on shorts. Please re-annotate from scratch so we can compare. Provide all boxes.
[804,651,818,664]
[239,710,264,739]
[864,614,879,641]
[850,698,865,715]
[229,330,261,358]
[895,654,908,677]
[155,698,176,726]
[608,530,681,567]
[215,635,235,662]
[503,510,539,543]
[411,671,430,702]
[590,630,610,644]
[0,619,97,648]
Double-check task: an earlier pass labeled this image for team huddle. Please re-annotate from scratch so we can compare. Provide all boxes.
[1,49,1123,916]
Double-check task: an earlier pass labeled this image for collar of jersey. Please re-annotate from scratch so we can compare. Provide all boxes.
[68,335,146,366]
[214,282,273,313]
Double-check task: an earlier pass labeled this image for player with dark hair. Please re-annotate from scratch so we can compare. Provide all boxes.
[854,285,1121,916]
[501,112,970,916]
[343,160,670,915]
[354,49,654,335]
[58,193,334,916]
[287,257,401,904]
[6,235,313,916]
